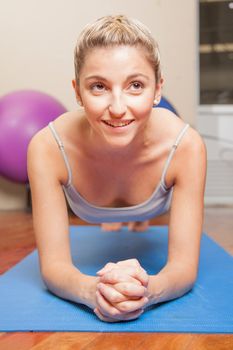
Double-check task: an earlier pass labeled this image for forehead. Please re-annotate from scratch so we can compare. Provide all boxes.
[81,45,154,77]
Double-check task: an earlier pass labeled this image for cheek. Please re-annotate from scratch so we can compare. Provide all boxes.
[82,91,154,117]
[130,104,153,120]
[128,94,154,115]
[83,95,109,115]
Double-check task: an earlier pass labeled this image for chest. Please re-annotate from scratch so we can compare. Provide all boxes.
[68,150,171,208]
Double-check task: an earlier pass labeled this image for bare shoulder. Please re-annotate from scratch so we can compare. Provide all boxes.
[27,111,78,184]
[153,107,206,157]
[27,109,85,184]
[178,124,207,165]
[152,108,207,186]
[27,124,53,163]
[27,126,59,184]
[174,124,207,188]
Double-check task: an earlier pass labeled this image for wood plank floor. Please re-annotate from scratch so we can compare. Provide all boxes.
[0,208,232,349]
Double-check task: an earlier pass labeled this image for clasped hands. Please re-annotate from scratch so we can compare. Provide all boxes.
[94,259,150,322]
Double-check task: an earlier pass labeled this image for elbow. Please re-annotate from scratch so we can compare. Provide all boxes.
[177,266,197,296]
[41,267,53,290]
[187,279,196,293]
[184,272,197,294]
[177,277,196,300]
[182,262,198,289]
[40,264,58,291]
[41,268,62,298]
[190,268,198,287]
[173,262,198,293]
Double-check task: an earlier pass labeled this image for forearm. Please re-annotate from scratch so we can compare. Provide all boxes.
[41,263,98,309]
[147,262,197,306]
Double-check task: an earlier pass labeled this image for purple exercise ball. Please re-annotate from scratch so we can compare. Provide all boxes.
[0,90,67,183]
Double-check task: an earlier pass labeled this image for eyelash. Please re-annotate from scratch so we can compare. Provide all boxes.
[90,81,144,92]
[90,83,105,91]
[131,81,144,90]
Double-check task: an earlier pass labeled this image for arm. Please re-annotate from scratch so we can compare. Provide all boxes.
[97,128,207,311]
[27,129,98,309]
[28,130,149,321]
[147,128,207,305]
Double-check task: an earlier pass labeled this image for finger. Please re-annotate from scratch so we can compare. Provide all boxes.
[94,308,117,323]
[111,265,149,287]
[95,290,121,318]
[116,296,149,313]
[94,307,144,322]
[116,259,140,268]
[113,282,147,298]
[100,266,148,287]
[97,262,116,276]
[119,308,144,321]
[122,266,149,287]
[99,270,142,286]
[97,283,129,303]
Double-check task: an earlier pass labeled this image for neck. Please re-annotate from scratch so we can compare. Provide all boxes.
[86,121,153,161]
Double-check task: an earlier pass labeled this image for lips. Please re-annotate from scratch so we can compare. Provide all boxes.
[102,120,134,128]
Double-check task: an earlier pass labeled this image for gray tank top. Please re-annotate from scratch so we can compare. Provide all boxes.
[48,122,189,223]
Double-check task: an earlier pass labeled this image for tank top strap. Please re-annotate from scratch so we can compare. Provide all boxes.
[161,123,190,189]
[48,121,72,186]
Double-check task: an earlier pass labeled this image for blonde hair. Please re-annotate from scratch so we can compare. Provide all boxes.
[74,15,161,84]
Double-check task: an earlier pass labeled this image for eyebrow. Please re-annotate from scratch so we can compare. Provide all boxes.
[84,73,150,82]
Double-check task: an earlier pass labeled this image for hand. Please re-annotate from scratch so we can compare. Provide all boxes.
[94,279,148,322]
[97,259,148,287]
[94,294,146,322]
[94,259,149,322]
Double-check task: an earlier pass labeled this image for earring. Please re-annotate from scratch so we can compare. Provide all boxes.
[78,100,83,106]
[153,99,159,106]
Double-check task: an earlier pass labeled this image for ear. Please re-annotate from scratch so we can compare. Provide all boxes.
[154,77,164,105]
[72,79,83,106]
[158,76,164,88]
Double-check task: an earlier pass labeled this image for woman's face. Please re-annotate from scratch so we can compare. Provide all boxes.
[73,45,162,148]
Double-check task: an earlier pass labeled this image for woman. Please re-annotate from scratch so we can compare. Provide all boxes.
[27,15,207,322]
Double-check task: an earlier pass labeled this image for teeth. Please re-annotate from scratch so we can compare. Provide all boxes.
[103,120,133,127]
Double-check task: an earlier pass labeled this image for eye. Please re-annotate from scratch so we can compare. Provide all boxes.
[90,83,106,92]
[130,81,144,91]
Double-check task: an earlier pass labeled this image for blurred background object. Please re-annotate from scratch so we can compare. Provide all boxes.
[1,0,232,209]
[0,90,67,183]
[198,0,233,205]
[0,0,198,210]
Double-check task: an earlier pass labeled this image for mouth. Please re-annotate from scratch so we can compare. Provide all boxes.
[102,120,134,128]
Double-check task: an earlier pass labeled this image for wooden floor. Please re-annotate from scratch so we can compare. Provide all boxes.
[0,208,232,349]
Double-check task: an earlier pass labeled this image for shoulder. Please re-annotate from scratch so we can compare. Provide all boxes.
[28,109,83,155]
[27,124,61,184]
[153,107,206,158]
[177,125,207,167]
[152,108,207,185]
[27,111,76,184]
[27,109,86,184]
[174,125,207,188]
[27,125,52,162]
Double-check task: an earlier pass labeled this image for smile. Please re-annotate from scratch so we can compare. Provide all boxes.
[102,120,134,128]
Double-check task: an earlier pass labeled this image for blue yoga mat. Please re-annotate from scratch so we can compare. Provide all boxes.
[0,225,232,333]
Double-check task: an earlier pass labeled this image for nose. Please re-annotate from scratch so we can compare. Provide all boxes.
[108,93,127,118]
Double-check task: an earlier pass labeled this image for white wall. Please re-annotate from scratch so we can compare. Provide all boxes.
[0,0,198,209]
[197,105,233,205]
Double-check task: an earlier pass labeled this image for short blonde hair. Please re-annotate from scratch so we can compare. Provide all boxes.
[74,15,161,84]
